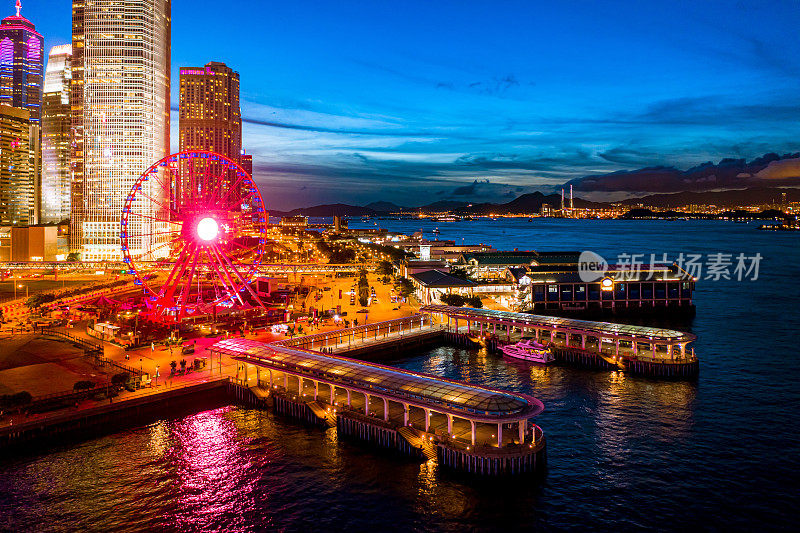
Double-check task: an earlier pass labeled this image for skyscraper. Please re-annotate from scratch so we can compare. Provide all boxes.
[0,1,43,226]
[71,0,171,261]
[179,61,241,160]
[0,1,43,123]
[41,44,71,224]
[241,153,253,176]
[0,104,34,225]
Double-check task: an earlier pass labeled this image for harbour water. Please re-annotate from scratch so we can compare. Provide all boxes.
[1,219,798,531]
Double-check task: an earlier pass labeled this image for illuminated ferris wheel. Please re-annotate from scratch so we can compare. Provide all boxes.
[120,150,267,320]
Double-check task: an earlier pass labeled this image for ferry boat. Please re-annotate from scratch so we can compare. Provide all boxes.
[501,339,555,364]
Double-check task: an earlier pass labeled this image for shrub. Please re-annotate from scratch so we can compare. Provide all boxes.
[440,293,465,307]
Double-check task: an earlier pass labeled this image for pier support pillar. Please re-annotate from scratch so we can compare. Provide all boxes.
[497,423,503,448]
[633,341,638,355]
[365,394,370,415]
[581,335,586,350]
[471,421,476,445]
[536,329,540,342]
[615,339,620,357]
[680,344,685,358]
[652,343,657,359]
[284,373,288,391]
[565,330,570,347]
[668,344,674,360]
[447,414,453,435]
[314,381,318,400]
[598,338,603,353]
[424,409,430,431]
[403,403,409,426]
[383,397,389,421]
[330,385,335,404]
[347,389,351,407]
[269,369,273,388]
[519,420,525,444]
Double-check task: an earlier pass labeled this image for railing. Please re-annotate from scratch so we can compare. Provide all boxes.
[275,314,434,349]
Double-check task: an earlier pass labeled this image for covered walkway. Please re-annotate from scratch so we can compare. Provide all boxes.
[422,304,697,362]
[210,338,544,449]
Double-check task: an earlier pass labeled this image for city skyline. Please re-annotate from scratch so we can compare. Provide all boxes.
[19,0,800,210]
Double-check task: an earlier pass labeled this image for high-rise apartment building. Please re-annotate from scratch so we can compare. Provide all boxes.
[41,44,71,224]
[179,62,241,160]
[71,0,171,261]
[0,1,43,123]
[0,104,34,225]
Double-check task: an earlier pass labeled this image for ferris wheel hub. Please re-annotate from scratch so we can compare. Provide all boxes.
[196,217,219,242]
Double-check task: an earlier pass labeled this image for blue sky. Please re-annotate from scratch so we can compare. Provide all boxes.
[22,0,800,209]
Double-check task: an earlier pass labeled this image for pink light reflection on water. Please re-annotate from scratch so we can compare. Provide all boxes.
[162,407,258,530]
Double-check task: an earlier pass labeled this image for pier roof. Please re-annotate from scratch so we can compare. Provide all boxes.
[421,305,696,343]
[211,338,543,418]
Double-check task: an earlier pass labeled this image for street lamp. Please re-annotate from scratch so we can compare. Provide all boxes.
[14,283,27,299]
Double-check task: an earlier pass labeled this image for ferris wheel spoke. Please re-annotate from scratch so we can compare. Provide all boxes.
[206,252,241,305]
[126,211,174,225]
[136,189,181,220]
[159,241,192,298]
[178,246,201,319]
[214,243,267,308]
[210,246,245,305]
[138,233,183,261]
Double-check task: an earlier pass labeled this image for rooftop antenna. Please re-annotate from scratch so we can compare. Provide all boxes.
[15,0,21,17]
[561,188,565,212]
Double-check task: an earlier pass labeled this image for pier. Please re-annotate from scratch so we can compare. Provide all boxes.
[422,305,699,378]
[211,338,547,475]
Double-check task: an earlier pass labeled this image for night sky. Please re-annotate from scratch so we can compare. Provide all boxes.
[24,0,800,209]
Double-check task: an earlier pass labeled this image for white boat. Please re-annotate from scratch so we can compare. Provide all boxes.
[501,339,555,364]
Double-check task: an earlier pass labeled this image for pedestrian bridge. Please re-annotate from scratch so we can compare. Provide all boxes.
[210,338,544,450]
[422,305,697,362]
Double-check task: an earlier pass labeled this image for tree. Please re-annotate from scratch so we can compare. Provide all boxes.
[396,277,415,298]
[164,335,183,357]
[464,295,483,308]
[73,380,96,392]
[376,260,394,276]
[66,252,80,262]
[449,266,471,280]
[111,372,131,387]
[0,391,32,410]
[440,293,465,307]
[170,360,177,374]
[179,359,187,372]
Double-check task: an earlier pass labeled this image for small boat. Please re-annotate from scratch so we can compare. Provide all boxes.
[500,339,555,364]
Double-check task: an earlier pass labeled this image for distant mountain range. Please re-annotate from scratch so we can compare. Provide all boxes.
[267,185,798,217]
[618,187,800,208]
[566,153,800,193]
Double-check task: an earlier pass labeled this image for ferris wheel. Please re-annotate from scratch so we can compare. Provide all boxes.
[120,150,267,320]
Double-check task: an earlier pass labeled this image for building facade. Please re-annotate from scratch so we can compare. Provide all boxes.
[179,61,241,160]
[70,0,171,260]
[40,44,71,223]
[0,1,43,123]
[0,104,36,225]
